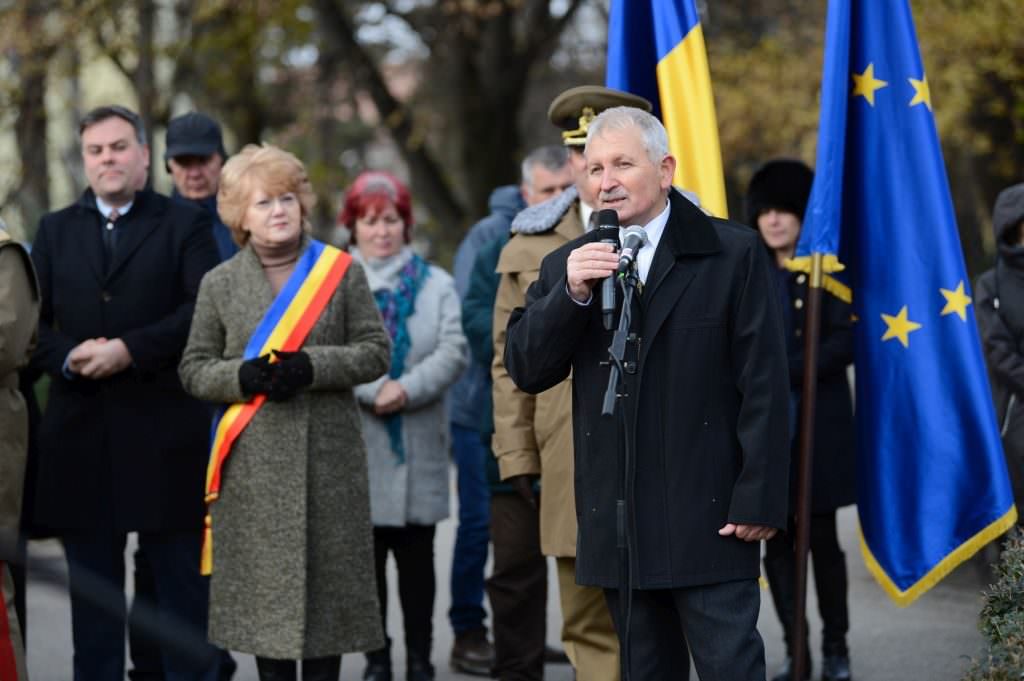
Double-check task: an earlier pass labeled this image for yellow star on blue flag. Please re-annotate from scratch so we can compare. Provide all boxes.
[940,281,971,321]
[880,306,922,348]
[852,63,887,105]
[909,75,931,110]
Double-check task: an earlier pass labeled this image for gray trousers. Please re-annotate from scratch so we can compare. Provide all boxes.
[604,579,765,681]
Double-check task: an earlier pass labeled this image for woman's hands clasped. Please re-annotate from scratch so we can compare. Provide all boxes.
[373,379,407,415]
[238,350,314,401]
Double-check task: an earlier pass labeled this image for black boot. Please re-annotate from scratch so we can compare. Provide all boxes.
[302,656,341,681]
[255,657,298,681]
[769,653,811,681]
[406,653,434,681]
[821,641,851,681]
[364,648,392,681]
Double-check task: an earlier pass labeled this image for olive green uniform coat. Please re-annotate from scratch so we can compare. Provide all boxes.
[0,228,37,681]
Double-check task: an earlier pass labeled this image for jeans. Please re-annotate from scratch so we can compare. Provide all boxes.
[448,423,490,634]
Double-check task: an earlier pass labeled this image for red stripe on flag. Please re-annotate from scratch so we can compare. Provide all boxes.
[0,561,19,681]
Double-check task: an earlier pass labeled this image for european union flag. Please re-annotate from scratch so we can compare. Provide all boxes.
[605,0,727,217]
[798,0,1016,605]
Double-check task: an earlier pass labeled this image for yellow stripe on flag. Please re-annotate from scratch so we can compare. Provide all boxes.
[656,24,728,218]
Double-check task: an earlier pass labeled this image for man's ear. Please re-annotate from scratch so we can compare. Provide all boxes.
[660,155,677,190]
[520,183,531,204]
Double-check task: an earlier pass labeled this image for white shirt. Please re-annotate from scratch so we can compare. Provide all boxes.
[579,200,595,233]
[622,198,670,284]
[96,197,134,222]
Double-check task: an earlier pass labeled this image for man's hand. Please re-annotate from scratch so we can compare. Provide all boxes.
[718,523,777,542]
[566,242,619,303]
[67,338,105,374]
[374,379,407,415]
[69,337,133,379]
[507,474,540,510]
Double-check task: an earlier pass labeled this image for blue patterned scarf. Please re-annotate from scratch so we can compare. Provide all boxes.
[373,253,431,463]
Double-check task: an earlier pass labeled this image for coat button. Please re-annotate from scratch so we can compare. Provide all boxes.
[101,291,112,302]
[795,328,803,337]
[796,274,807,284]
[794,298,804,309]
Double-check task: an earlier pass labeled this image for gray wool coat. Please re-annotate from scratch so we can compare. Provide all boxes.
[178,239,390,659]
[352,247,468,527]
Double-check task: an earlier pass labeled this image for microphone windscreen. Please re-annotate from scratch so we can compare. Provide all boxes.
[597,209,619,228]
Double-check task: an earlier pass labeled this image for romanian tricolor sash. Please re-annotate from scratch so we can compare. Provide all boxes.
[200,239,351,575]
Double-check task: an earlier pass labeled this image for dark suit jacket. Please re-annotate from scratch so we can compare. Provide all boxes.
[504,190,791,589]
[30,188,220,533]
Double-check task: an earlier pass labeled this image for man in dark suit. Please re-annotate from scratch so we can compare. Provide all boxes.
[29,105,222,681]
[503,106,791,680]
[119,111,239,681]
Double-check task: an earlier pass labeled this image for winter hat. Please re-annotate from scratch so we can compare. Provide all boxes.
[745,159,814,228]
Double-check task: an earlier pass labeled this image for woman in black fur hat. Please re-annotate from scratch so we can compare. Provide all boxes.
[746,159,855,681]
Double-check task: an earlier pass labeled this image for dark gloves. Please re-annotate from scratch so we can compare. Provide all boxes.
[507,474,540,509]
[239,354,275,396]
[237,350,313,401]
[267,350,314,401]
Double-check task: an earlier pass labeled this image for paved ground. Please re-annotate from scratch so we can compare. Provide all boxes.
[23,489,994,680]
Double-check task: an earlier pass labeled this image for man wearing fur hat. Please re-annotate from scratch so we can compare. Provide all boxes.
[747,159,855,681]
[491,86,649,681]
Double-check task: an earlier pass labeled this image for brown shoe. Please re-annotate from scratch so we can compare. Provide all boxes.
[450,628,494,677]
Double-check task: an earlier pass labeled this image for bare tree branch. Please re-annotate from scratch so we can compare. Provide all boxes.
[522,0,586,64]
[313,0,467,228]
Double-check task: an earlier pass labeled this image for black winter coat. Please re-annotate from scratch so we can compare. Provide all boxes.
[504,191,791,589]
[975,182,1024,511]
[778,270,856,514]
[30,188,219,533]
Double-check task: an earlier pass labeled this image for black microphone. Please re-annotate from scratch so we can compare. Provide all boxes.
[616,226,649,275]
[597,209,620,330]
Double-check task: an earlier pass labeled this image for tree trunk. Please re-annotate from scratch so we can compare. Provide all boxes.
[12,6,56,240]
[135,0,158,153]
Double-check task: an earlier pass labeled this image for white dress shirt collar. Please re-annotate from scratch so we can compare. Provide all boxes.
[96,197,133,220]
[621,198,670,284]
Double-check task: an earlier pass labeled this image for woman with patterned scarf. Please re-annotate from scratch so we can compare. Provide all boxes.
[343,171,468,681]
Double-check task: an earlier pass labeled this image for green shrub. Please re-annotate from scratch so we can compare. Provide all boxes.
[964,528,1024,680]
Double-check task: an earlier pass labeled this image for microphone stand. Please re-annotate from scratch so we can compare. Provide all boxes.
[601,266,640,415]
[601,263,642,681]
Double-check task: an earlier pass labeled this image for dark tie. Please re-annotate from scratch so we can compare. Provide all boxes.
[103,208,120,261]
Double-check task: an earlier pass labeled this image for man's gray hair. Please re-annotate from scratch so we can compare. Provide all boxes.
[585,106,669,164]
[521,144,569,187]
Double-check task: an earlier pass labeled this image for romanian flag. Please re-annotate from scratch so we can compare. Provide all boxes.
[201,239,351,575]
[797,0,1016,605]
[606,0,727,218]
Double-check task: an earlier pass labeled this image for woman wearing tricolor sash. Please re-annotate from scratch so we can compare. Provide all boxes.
[179,145,391,681]
[341,172,468,681]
